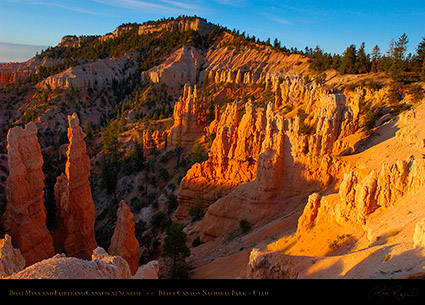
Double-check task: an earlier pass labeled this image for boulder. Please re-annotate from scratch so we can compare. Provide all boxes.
[9,247,131,279]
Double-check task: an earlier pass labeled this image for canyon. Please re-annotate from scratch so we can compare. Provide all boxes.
[0,16,425,280]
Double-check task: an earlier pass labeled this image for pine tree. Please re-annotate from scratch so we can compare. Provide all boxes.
[340,44,358,74]
[357,42,370,73]
[371,45,381,73]
[415,37,425,79]
[390,33,409,81]
[416,37,425,63]
[162,222,190,278]
[273,38,281,50]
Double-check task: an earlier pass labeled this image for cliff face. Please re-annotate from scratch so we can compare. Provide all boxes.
[54,113,97,259]
[202,36,309,85]
[39,53,136,89]
[99,18,213,41]
[4,123,55,266]
[143,46,204,91]
[0,57,61,85]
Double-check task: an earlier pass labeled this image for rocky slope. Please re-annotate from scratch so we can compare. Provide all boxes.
[244,101,425,279]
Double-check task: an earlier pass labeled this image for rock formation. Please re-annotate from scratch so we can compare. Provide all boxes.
[167,84,206,147]
[190,87,361,240]
[142,129,168,150]
[175,100,271,220]
[247,248,298,279]
[40,53,136,89]
[144,46,204,89]
[198,102,285,240]
[133,260,160,279]
[295,157,425,236]
[413,218,425,248]
[0,234,26,278]
[108,201,140,275]
[4,123,55,266]
[9,247,131,279]
[54,113,97,259]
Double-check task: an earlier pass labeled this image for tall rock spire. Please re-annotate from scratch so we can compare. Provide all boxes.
[5,123,54,266]
[54,113,97,259]
[108,200,140,275]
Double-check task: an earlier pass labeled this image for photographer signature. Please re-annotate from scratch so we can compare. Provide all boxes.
[369,285,420,301]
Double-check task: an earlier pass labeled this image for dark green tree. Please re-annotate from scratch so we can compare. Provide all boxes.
[102,121,120,158]
[188,190,205,221]
[99,157,119,198]
[357,42,370,73]
[339,44,358,74]
[390,33,408,80]
[415,37,425,80]
[162,222,190,279]
[273,38,281,50]
[131,138,145,172]
[416,37,425,64]
[84,121,94,138]
[371,45,381,73]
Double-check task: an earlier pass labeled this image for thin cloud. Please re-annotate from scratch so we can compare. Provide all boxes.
[213,0,248,8]
[262,12,294,26]
[93,0,203,14]
[271,16,293,25]
[161,0,201,11]
[31,1,103,16]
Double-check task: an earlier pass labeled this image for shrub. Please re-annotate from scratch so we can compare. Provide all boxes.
[192,236,202,247]
[188,191,205,221]
[239,219,251,234]
[363,108,378,134]
[188,202,204,221]
[409,84,424,103]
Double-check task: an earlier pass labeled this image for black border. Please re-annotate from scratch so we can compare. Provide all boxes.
[1,279,424,302]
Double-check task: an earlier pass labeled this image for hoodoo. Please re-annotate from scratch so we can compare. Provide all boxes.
[54,113,97,259]
[108,200,140,275]
[4,123,54,266]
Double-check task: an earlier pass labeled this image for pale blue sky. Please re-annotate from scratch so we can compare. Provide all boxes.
[1,0,424,62]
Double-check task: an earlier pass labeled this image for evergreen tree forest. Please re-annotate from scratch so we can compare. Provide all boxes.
[308,34,425,83]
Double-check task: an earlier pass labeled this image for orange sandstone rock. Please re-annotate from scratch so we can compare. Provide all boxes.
[413,218,425,248]
[198,103,285,240]
[54,113,97,259]
[0,234,26,277]
[108,201,140,275]
[167,84,206,147]
[197,89,359,241]
[175,101,270,220]
[5,123,54,266]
